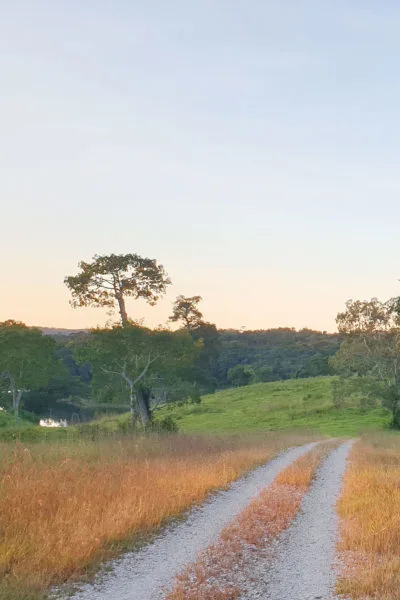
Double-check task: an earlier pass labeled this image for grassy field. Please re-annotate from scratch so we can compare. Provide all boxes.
[0,431,316,600]
[0,376,391,442]
[337,433,400,599]
[0,376,397,599]
[0,409,34,429]
[155,376,391,436]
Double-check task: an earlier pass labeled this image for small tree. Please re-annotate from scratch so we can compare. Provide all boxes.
[65,253,171,326]
[0,321,60,423]
[169,295,203,331]
[169,295,220,392]
[331,297,400,427]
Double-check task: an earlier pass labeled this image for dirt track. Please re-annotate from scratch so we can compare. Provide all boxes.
[242,440,354,600]
[65,440,353,600]
[67,443,317,600]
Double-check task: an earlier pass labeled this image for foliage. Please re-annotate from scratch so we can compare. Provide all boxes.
[65,253,171,325]
[148,414,179,432]
[217,328,341,386]
[253,365,275,382]
[169,295,220,393]
[331,297,400,427]
[227,364,254,387]
[73,324,200,426]
[22,344,91,420]
[0,321,61,422]
[169,295,203,330]
[189,321,220,392]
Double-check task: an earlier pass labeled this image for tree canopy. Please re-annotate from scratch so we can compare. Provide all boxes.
[0,321,61,422]
[65,253,171,326]
[217,328,340,385]
[331,297,400,427]
[169,295,203,331]
[73,324,200,426]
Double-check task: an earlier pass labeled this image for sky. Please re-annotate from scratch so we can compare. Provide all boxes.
[1,1,400,332]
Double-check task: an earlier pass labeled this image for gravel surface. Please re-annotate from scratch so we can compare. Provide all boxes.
[65,442,317,600]
[242,440,354,600]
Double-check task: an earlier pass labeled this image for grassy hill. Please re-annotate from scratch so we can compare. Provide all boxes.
[157,376,391,436]
[1,376,392,441]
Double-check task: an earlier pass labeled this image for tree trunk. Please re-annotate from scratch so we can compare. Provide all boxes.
[116,293,129,327]
[392,404,400,429]
[13,389,23,425]
[129,389,138,427]
[137,387,152,427]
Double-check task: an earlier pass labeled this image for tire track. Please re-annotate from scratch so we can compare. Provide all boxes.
[242,440,354,600]
[65,442,317,600]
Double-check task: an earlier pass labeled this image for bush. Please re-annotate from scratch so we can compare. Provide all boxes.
[227,364,254,387]
[0,426,70,442]
[150,415,179,433]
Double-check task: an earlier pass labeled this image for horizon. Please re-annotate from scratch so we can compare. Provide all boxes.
[36,322,341,335]
[2,2,400,331]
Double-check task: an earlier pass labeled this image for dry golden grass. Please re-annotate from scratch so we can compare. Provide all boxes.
[167,441,337,600]
[0,432,315,599]
[337,434,400,600]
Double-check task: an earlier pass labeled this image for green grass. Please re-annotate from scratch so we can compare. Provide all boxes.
[0,376,393,442]
[0,409,34,429]
[158,376,392,436]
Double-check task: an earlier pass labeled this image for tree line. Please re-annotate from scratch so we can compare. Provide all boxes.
[2,251,397,427]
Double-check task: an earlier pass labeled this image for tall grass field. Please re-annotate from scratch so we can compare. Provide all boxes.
[0,375,396,599]
[0,431,315,600]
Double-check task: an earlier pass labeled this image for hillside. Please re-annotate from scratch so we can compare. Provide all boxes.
[217,328,341,384]
[158,376,391,436]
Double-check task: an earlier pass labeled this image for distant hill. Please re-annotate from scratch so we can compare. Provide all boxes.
[40,327,88,337]
[217,328,341,384]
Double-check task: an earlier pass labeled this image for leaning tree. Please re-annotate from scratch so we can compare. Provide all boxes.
[65,253,171,326]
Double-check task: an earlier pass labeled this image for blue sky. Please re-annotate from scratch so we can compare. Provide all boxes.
[1,1,400,331]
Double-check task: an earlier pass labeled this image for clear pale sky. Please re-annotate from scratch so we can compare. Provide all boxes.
[2,1,400,332]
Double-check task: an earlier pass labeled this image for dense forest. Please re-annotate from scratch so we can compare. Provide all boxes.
[217,328,341,385]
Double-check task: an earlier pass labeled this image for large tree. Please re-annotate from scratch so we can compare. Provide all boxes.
[331,297,400,427]
[0,321,61,422]
[74,324,199,426]
[65,253,171,326]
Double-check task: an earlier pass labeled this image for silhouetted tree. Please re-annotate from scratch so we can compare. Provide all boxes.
[169,295,203,331]
[65,253,171,326]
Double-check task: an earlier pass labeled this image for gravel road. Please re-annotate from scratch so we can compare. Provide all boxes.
[66,442,317,600]
[242,440,354,600]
